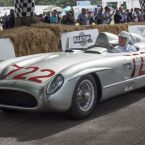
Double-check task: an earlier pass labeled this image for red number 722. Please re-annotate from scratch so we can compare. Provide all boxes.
[1,64,55,83]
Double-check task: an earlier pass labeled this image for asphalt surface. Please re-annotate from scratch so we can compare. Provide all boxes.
[0,89,145,145]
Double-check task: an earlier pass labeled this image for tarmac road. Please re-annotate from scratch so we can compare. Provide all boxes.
[0,89,145,145]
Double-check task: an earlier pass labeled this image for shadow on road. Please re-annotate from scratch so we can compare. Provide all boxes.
[0,89,144,142]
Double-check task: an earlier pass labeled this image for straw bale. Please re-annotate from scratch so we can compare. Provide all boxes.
[1,22,145,56]
[0,27,60,56]
[33,22,145,34]
[33,22,145,51]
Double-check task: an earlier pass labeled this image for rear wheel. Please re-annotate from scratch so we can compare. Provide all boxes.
[68,74,97,119]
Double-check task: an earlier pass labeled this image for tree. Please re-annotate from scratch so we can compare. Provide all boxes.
[0,0,13,6]
[0,0,101,7]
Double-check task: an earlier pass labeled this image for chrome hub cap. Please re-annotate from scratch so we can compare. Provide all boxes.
[77,79,95,112]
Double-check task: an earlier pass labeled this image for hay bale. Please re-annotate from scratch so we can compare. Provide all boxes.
[33,22,145,50]
[1,22,145,57]
[0,27,60,56]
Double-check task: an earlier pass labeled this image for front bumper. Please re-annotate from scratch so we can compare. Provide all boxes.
[0,77,78,112]
[0,80,45,111]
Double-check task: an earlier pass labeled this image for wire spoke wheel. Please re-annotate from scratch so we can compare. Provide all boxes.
[77,80,95,112]
[68,74,97,119]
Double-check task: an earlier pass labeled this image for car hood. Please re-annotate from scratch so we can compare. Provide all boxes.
[0,52,104,83]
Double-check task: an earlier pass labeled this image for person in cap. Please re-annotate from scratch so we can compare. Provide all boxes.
[115,31,137,52]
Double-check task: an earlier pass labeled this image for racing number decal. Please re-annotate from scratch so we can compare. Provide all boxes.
[28,69,55,83]
[139,52,145,76]
[2,64,55,83]
[13,66,39,80]
[131,53,138,78]
[127,52,145,78]
[131,55,136,78]
[2,64,24,79]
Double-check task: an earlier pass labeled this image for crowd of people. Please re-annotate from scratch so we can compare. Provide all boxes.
[0,5,144,29]
[33,6,145,25]
[0,9,15,29]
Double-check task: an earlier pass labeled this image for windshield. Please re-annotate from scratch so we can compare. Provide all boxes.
[65,42,117,54]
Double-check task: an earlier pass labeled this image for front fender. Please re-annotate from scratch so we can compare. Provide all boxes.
[68,67,112,80]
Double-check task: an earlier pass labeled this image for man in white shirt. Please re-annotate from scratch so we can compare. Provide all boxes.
[132,8,138,22]
[115,31,137,52]
[102,6,114,24]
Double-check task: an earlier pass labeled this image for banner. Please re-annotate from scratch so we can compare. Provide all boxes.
[0,38,15,61]
[128,25,145,37]
[76,1,91,6]
[61,29,99,51]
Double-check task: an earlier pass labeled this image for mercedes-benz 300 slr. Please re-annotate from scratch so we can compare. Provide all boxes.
[0,32,145,119]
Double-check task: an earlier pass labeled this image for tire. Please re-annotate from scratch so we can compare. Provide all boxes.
[142,87,145,91]
[0,108,16,113]
[68,74,97,119]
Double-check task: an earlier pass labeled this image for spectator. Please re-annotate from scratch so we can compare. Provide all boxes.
[95,7,103,24]
[77,8,87,25]
[138,8,144,22]
[5,9,15,29]
[61,11,75,25]
[132,8,138,22]
[118,7,125,23]
[44,12,50,23]
[37,14,44,23]
[125,9,131,22]
[0,17,3,30]
[102,6,114,24]
[50,10,59,24]
[66,11,75,25]
[129,8,134,22]
[61,14,67,25]
[94,8,98,17]
[114,9,122,24]
[86,11,94,25]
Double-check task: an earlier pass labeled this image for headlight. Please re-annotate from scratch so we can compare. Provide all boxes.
[46,74,64,95]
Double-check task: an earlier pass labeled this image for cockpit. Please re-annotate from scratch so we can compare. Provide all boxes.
[86,32,145,53]
[65,32,145,54]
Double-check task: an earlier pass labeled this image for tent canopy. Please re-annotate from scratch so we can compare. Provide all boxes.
[63,6,72,12]
[43,5,63,12]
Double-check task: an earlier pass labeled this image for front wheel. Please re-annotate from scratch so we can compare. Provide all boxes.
[68,74,97,119]
[0,108,16,113]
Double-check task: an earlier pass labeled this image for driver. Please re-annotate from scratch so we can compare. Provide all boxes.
[115,31,137,52]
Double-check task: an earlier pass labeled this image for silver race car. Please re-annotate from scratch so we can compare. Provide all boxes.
[0,32,145,119]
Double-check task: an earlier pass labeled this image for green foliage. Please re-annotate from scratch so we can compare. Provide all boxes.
[35,0,101,7]
[0,0,101,7]
[35,0,76,7]
[0,0,14,6]
[0,0,75,7]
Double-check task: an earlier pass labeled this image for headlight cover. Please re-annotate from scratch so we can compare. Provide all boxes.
[46,74,64,95]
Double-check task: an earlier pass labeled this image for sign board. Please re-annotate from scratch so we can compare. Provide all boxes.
[61,29,99,51]
[76,1,91,6]
[128,25,145,37]
[0,38,15,61]
[102,0,140,9]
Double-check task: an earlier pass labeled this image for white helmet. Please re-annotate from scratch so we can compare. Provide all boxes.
[119,31,129,39]
[119,31,130,44]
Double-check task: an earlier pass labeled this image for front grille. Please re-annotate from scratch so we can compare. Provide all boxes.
[0,90,37,108]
